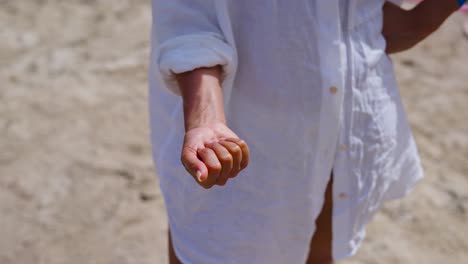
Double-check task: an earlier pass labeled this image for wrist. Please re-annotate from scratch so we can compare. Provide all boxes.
[185,118,227,132]
[183,88,226,131]
[176,66,226,132]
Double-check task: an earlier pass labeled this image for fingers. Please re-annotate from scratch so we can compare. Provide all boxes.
[218,140,243,178]
[181,147,208,182]
[206,142,233,186]
[197,147,222,188]
[181,137,250,189]
[223,138,250,171]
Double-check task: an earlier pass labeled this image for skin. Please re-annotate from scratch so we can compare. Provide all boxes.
[176,66,250,189]
[384,0,459,54]
[306,176,334,264]
[168,1,460,263]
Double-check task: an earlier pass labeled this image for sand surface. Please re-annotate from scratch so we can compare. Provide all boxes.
[1,1,467,263]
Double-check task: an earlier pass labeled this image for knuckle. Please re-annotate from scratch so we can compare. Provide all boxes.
[237,140,246,147]
[232,145,241,154]
[211,163,222,174]
[199,148,208,154]
[220,154,233,164]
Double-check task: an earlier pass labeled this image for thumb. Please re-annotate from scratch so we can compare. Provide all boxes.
[181,147,208,182]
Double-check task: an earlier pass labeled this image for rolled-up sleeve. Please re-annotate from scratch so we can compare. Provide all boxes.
[152,0,236,96]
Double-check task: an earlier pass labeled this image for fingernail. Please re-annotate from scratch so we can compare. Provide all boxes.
[196,170,204,182]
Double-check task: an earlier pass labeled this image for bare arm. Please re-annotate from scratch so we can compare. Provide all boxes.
[176,67,250,189]
[383,1,459,54]
[152,0,246,189]
[176,66,226,132]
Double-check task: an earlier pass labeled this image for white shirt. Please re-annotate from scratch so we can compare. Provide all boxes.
[149,0,423,263]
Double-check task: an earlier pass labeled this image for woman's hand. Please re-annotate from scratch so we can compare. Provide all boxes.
[181,122,250,189]
[175,66,249,189]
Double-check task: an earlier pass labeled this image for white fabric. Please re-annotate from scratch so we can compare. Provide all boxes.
[149,0,423,263]
[386,0,405,6]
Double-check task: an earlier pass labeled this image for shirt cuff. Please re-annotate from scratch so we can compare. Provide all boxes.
[156,33,236,96]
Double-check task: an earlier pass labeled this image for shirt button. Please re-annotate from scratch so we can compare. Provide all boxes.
[340,144,348,151]
[339,192,347,199]
[329,86,338,94]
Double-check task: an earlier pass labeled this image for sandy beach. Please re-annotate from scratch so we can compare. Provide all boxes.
[1,1,467,263]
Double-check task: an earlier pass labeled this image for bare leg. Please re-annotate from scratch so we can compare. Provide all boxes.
[306,175,334,264]
[168,230,182,264]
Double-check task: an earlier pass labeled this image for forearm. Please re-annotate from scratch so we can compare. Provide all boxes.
[383,1,459,54]
[175,66,226,132]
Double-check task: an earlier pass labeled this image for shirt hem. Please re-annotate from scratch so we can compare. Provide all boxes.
[383,162,424,202]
